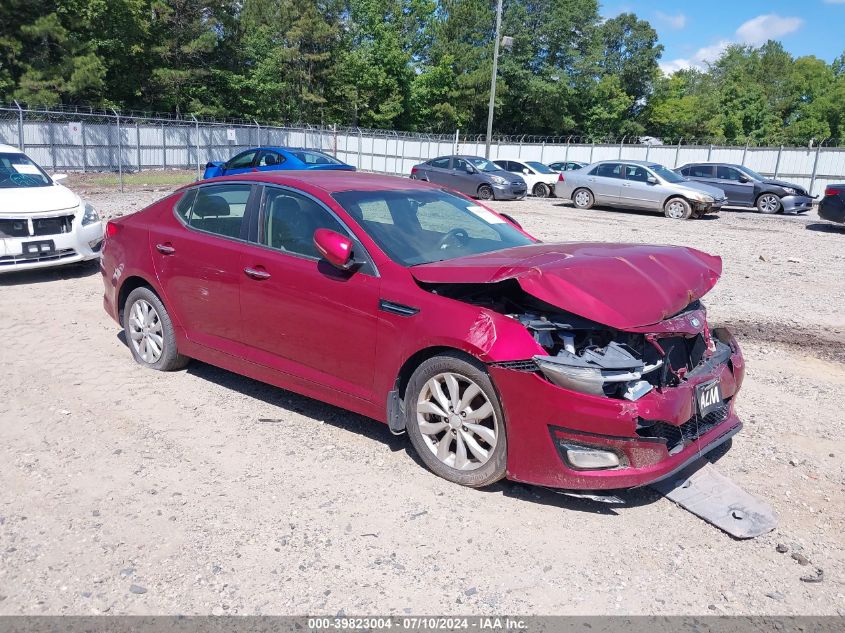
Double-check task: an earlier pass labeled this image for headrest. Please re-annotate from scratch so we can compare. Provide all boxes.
[193,194,230,218]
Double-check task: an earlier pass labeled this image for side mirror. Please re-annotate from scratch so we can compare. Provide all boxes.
[465,164,475,174]
[314,228,355,270]
[522,168,530,175]
[52,173,68,182]
[499,213,522,229]
[738,174,749,183]
[647,176,658,185]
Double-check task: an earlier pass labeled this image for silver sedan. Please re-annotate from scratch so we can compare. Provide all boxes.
[554,160,727,219]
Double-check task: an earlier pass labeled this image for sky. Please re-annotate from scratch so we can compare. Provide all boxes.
[600,0,845,74]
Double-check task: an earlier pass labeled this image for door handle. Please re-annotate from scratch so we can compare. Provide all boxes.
[244,267,271,280]
[155,243,175,255]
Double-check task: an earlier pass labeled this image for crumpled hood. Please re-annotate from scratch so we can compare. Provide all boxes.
[762,178,806,193]
[411,243,722,330]
[0,184,80,214]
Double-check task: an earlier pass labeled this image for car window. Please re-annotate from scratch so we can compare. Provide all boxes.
[188,184,252,239]
[526,161,554,174]
[548,162,563,170]
[226,151,257,170]
[717,165,742,181]
[690,165,715,178]
[175,189,197,221]
[262,188,346,258]
[257,151,285,167]
[567,163,584,171]
[0,152,52,188]
[288,150,343,165]
[428,157,450,169]
[625,165,650,182]
[592,163,623,178]
[511,162,528,173]
[453,157,470,172]
[332,189,534,266]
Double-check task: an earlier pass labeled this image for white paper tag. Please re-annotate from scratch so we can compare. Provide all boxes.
[12,163,41,175]
[467,205,505,224]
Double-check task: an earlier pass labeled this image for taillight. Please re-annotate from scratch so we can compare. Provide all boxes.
[558,173,565,182]
[411,167,418,174]
[106,221,120,237]
[824,186,844,197]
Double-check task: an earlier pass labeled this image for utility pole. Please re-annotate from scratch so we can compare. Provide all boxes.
[485,0,504,159]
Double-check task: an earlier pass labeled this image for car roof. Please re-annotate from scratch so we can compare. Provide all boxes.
[239,146,332,154]
[196,170,438,195]
[681,161,742,167]
[0,143,22,153]
[592,159,659,167]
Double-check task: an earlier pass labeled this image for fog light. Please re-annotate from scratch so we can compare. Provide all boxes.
[561,444,620,470]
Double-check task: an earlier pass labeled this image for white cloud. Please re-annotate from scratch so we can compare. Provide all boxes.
[660,14,802,75]
[735,14,803,46]
[655,11,687,30]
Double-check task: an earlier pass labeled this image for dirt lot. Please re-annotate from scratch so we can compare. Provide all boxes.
[1,172,844,615]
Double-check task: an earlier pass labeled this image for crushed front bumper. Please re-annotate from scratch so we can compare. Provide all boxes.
[781,194,815,214]
[492,182,527,200]
[0,210,103,273]
[490,330,745,490]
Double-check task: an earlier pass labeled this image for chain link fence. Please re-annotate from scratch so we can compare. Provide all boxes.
[1,102,844,195]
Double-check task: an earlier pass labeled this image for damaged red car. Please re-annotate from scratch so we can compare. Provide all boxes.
[101,171,744,490]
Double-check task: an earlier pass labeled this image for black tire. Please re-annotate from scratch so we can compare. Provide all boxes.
[532,182,550,198]
[756,193,782,214]
[123,286,190,371]
[404,352,507,488]
[664,197,693,220]
[571,187,594,209]
[477,184,495,201]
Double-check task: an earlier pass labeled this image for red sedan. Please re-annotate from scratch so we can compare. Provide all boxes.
[101,171,744,490]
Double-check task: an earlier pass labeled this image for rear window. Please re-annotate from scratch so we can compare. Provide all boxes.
[289,150,343,165]
[591,163,623,178]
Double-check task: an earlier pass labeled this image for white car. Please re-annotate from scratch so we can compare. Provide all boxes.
[0,144,103,273]
[493,159,559,198]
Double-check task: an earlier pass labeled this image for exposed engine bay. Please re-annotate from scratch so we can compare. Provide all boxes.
[425,279,728,401]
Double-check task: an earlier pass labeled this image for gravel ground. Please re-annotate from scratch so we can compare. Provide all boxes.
[1,172,844,615]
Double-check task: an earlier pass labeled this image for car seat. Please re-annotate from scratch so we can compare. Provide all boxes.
[267,194,319,257]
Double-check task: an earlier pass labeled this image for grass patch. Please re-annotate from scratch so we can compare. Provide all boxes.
[83,170,198,187]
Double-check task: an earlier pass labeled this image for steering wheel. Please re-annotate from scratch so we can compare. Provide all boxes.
[436,228,469,251]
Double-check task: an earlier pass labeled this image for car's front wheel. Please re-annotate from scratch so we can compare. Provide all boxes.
[664,197,693,219]
[404,353,507,488]
[123,287,189,371]
[477,184,495,201]
[756,193,782,214]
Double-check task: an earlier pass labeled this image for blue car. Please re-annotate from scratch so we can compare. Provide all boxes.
[203,147,355,179]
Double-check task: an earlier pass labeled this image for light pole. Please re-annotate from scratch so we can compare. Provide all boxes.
[484,0,504,159]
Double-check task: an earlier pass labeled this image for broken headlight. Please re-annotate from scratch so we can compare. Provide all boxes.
[534,342,661,401]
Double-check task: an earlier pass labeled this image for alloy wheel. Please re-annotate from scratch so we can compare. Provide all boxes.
[416,372,498,471]
[758,194,780,214]
[128,299,164,363]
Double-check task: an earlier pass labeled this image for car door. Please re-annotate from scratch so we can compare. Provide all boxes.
[222,150,259,176]
[619,164,663,210]
[255,150,287,173]
[450,157,480,195]
[716,165,755,205]
[149,182,257,356]
[420,157,451,185]
[586,163,623,204]
[508,161,537,189]
[238,186,381,400]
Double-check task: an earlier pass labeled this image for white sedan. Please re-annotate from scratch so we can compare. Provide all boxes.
[0,144,103,273]
[493,159,559,198]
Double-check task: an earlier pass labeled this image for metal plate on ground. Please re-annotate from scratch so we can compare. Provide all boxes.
[651,458,777,539]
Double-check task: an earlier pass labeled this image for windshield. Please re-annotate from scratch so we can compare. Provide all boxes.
[467,157,501,173]
[526,161,555,174]
[289,150,344,165]
[332,189,535,266]
[738,166,765,181]
[649,164,686,184]
[0,153,52,188]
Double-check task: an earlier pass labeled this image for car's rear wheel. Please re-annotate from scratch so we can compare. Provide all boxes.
[664,197,693,219]
[756,193,782,214]
[477,184,495,201]
[404,353,506,488]
[572,188,594,209]
[532,182,550,198]
[123,287,189,371]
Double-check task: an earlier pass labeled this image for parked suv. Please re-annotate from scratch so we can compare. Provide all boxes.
[411,156,527,200]
[677,162,815,215]
[819,184,845,224]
